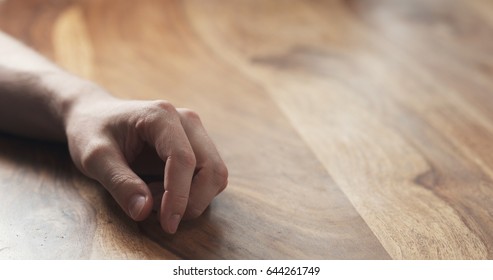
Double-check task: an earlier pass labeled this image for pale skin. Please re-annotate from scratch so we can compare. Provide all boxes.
[0,31,228,234]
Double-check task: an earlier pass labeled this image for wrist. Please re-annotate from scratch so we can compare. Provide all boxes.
[39,71,115,138]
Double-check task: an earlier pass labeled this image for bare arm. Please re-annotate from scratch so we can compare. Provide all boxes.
[0,31,228,234]
[0,32,101,141]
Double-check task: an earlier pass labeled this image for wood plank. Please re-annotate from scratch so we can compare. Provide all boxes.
[184,0,493,259]
[0,0,389,259]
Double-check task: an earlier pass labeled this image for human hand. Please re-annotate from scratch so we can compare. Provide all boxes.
[64,90,228,234]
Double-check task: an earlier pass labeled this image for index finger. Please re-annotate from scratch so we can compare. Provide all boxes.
[137,101,196,233]
[161,146,196,233]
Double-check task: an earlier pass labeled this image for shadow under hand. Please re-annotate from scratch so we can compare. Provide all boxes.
[132,145,227,259]
[138,180,225,259]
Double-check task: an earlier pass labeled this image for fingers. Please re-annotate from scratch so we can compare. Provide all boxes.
[177,109,229,220]
[69,99,227,235]
[160,149,196,233]
[79,139,153,221]
[136,104,228,233]
[136,101,196,234]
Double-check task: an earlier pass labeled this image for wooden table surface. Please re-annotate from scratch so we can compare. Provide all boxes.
[1,0,493,259]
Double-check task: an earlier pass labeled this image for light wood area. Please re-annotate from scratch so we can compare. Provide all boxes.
[0,0,493,259]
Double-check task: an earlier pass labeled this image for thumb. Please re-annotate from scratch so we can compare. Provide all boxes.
[80,142,153,221]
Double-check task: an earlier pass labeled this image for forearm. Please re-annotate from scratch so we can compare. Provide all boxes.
[0,32,228,233]
[0,31,109,141]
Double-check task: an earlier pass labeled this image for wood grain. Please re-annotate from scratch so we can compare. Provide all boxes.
[0,0,492,259]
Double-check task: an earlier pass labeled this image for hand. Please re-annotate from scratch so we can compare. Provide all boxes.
[64,91,228,234]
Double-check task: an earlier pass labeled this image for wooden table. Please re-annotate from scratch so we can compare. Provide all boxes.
[1,0,493,259]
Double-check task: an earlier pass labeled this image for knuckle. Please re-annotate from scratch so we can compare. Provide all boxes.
[135,100,179,140]
[173,192,190,205]
[145,101,175,122]
[152,100,175,113]
[167,191,190,213]
[218,178,228,193]
[212,163,229,191]
[106,172,140,194]
[79,141,111,173]
[179,108,201,123]
[172,149,197,168]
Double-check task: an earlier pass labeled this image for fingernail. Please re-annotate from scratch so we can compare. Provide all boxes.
[129,195,146,220]
[168,214,181,234]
